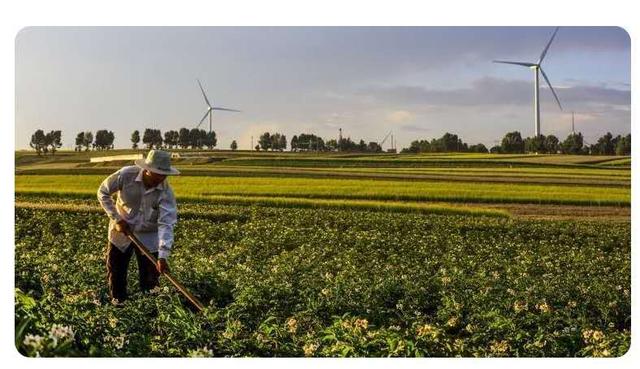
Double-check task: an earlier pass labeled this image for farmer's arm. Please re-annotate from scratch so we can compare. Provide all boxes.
[97,170,123,222]
[97,169,130,234]
[157,186,178,263]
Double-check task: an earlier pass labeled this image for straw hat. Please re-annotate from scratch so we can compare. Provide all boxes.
[135,150,180,175]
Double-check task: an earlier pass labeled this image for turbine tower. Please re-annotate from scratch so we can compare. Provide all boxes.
[196,79,241,134]
[493,27,563,137]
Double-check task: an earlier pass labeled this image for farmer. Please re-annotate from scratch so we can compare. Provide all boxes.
[97,150,180,305]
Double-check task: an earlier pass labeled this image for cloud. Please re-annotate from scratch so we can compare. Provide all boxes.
[356,77,630,108]
[386,110,415,124]
[401,124,430,132]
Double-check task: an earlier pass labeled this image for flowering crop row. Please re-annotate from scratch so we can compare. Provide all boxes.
[15,200,630,357]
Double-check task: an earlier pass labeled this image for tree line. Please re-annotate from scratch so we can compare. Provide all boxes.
[253,132,386,153]
[403,133,488,154]
[28,128,631,156]
[132,128,217,150]
[402,131,631,156]
[491,131,631,155]
[73,130,116,151]
[29,130,62,155]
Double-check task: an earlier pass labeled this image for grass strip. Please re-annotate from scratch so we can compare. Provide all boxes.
[15,193,510,218]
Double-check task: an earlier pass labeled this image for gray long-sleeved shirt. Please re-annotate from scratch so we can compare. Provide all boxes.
[97,166,178,259]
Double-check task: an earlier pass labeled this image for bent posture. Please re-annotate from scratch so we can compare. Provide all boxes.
[97,150,180,305]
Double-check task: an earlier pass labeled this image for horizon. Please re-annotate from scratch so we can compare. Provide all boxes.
[15,26,631,150]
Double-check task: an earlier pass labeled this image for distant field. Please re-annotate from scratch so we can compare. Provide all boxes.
[15,174,630,207]
[15,150,631,211]
[16,150,629,167]
[16,151,630,188]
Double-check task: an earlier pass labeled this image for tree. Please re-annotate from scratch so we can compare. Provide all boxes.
[403,139,430,153]
[42,133,53,154]
[325,139,338,151]
[367,142,382,153]
[178,128,191,149]
[189,129,204,149]
[401,133,469,153]
[259,132,272,151]
[501,131,524,154]
[269,133,279,151]
[107,131,115,149]
[544,135,560,154]
[83,132,93,151]
[46,130,62,155]
[143,129,154,149]
[591,132,616,155]
[131,130,140,149]
[524,135,546,153]
[265,133,287,151]
[95,130,115,150]
[163,130,179,149]
[295,133,325,152]
[75,132,85,152]
[204,131,217,149]
[153,130,163,149]
[469,143,488,153]
[359,139,368,152]
[186,129,209,149]
[29,129,47,155]
[230,140,238,151]
[255,144,261,151]
[615,134,631,156]
[561,132,584,155]
[339,136,353,152]
[439,133,463,152]
[291,135,299,152]
[143,129,163,149]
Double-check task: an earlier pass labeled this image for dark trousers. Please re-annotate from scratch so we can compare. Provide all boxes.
[106,242,160,302]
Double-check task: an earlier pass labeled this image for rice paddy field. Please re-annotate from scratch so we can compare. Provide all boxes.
[14,150,631,357]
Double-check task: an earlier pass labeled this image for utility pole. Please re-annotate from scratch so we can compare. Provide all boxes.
[338,128,342,152]
[571,111,575,134]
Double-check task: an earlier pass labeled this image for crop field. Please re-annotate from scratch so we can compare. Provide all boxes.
[15,174,630,208]
[14,151,631,357]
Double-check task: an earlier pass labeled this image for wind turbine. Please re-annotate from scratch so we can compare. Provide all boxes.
[493,27,563,137]
[196,79,241,134]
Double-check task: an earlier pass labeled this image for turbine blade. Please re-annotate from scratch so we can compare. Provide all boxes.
[197,79,212,108]
[196,110,209,128]
[212,107,242,112]
[540,68,563,110]
[493,60,536,67]
[538,27,560,64]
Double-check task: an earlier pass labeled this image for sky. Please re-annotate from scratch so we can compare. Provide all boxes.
[15,27,631,150]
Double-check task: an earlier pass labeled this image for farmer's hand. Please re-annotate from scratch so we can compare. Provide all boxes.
[157,258,169,274]
[115,220,131,235]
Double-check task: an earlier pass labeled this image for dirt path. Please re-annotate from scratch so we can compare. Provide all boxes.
[478,203,630,221]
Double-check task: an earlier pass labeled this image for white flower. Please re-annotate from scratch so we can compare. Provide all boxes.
[48,324,74,347]
[23,334,44,351]
[303,342,318,357]
[188,346,214,357]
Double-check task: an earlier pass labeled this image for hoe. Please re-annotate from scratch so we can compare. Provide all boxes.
[127,233,205,312]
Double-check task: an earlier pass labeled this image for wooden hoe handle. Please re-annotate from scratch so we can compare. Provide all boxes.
[127,233,205,312]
